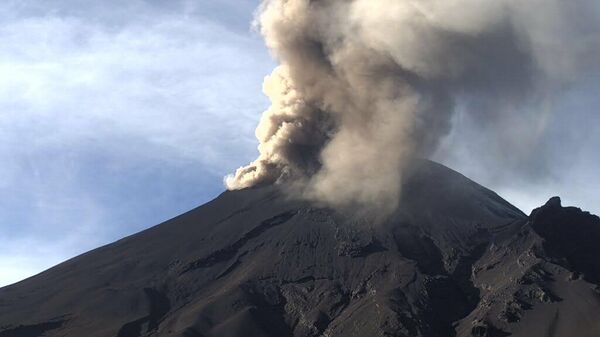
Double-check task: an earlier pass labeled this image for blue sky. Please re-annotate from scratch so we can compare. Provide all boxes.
[0,0,273,286]
[1,0,599,287]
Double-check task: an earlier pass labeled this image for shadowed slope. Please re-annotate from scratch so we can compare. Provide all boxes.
[1,161,597,337]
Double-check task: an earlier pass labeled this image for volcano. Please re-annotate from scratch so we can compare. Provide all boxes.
[1,160,599,337]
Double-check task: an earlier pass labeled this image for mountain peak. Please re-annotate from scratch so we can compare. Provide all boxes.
[544,196,562,208]
[1,161,598,337]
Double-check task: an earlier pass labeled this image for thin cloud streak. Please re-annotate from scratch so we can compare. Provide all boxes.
[0,0,272,286]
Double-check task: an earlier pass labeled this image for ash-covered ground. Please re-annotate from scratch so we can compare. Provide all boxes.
[1,160,598,337]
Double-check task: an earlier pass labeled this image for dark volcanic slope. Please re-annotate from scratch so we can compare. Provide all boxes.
[1,161,598,337]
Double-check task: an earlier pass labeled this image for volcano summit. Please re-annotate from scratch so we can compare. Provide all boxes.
[1,160,598,337]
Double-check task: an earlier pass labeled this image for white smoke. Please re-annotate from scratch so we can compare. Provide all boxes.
[226,0,600,213]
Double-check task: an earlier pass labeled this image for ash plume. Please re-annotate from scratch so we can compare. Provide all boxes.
[226,0,600,213]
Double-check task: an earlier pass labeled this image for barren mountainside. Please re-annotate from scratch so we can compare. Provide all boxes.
[0,160,599,337]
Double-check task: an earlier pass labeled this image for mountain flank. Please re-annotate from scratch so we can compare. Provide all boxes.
[1,160,598,337]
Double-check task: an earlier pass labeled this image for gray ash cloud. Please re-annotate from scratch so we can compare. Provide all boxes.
[226,0,600,214]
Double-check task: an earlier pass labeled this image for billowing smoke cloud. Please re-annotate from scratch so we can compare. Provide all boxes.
[226,0,600,213]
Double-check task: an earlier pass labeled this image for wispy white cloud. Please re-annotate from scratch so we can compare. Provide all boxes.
[0,0,272,286]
